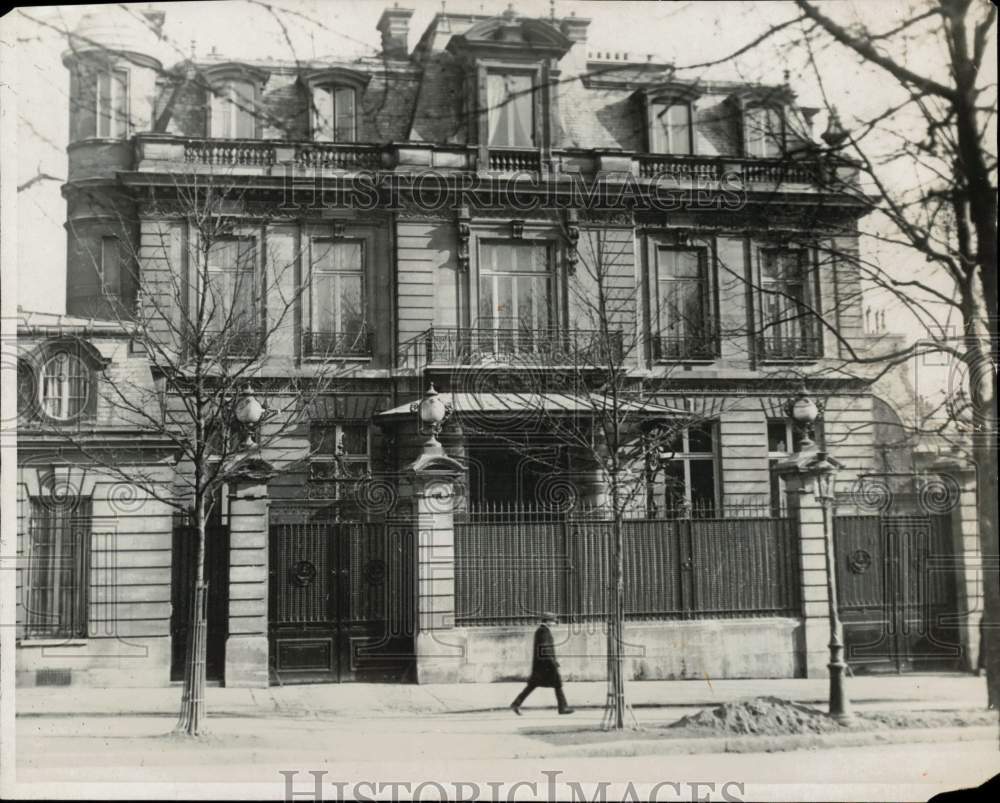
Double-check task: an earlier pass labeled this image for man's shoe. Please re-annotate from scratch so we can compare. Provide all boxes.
[558,707,575,715]
[510,703,522,716]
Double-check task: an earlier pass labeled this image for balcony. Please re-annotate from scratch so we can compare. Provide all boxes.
[301,328,373,359]
[487,148,542,173]
[756,333,823,361]
[651,329,719,362]
[398,325,624,370]
[636,154,825,187]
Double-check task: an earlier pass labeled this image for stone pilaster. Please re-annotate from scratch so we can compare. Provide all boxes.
[223,456,275,688]
[398,453,465,684]
[933,459,982,672]
[775,450,843,678]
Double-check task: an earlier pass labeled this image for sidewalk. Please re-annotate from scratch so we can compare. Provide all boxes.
[15,674,988,719]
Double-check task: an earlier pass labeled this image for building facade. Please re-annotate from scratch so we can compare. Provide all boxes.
[15,5,980,687]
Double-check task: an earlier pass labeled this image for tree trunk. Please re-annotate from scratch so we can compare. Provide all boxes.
[175,499,209,736]
[605,507,626,729]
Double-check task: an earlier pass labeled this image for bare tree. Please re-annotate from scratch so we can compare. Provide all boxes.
[21,170,359,735]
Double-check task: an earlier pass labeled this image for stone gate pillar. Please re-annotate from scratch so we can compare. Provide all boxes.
[223,455,275,688]
[930,457,981,672]
[775,449,844,678]
[398,452,465,684]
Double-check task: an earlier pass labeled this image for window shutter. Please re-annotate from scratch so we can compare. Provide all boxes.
[334,87,356,142]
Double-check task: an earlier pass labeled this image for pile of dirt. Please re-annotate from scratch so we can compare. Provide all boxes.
[669,696,847,736]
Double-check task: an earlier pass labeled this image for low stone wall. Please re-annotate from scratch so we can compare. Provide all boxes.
[15,636,171,687]
[431,618,804,683]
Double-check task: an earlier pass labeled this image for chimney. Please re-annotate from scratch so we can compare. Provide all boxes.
[560,11,590,44]
[377,4,414,59]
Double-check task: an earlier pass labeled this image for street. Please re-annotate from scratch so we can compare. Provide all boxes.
[12,708,1000,800]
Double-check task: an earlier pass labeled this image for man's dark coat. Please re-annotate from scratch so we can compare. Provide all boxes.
[528,623,561,688]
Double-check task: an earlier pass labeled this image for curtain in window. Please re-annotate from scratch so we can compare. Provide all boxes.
[760,249,810,348]
[487,73,534,147]
[745,106,782,158]
[211,80,255,138]
[311,240,365,341]
[334,87,356,142]
[651,102,692,154]
[478,242,550,332]
[313,86,357,142]
[656,249,705,348]
[27,498,91,638]
[206,238,257,342]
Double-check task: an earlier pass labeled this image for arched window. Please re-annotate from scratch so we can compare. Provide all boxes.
[745,105,784,158]
[650,101,692,155]
[39,352,90,421]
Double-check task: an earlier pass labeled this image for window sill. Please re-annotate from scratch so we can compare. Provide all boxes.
[653,357,718,366]
[301,354,373,363]
[17,638,89,648]
[758,356,822,365]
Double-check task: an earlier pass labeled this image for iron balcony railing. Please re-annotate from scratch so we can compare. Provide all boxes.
[301,328,373,359]
[650,328,719,361]
[398,325,624,369]
[756,333,823,360]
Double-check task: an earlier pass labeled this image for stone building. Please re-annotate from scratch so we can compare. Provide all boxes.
[15,4,980,688]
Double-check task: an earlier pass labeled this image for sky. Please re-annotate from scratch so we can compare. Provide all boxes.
[4,0,991,383]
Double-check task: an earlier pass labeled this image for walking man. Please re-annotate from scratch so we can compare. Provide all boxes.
[510,612,574,715]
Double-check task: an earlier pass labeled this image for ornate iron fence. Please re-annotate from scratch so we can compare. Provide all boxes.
[453,503,799,626]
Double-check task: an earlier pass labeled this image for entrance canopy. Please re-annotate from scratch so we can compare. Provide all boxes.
[375,391,687,421]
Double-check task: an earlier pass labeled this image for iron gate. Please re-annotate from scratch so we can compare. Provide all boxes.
[833,513,961,673]
[268,518,416,684]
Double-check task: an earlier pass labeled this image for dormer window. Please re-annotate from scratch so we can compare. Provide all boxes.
[650,101,692,155]
[40,352,90,421]
[302,69,370,144]
[487,72,535,148]
[210,79,256,138]
[745,104,784,158]
[313,85,357,142]
[203,64,269,139]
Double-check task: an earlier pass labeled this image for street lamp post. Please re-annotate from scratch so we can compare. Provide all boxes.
[786,387,853,724]
[233,383,269,449]
[411,382,452,457]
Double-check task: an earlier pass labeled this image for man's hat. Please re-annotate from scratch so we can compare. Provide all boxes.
[540,611,559,623]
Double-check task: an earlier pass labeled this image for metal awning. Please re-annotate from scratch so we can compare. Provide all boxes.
[374,392,687,420]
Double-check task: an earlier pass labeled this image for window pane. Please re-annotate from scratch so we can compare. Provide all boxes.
[666,104,691,154]
[687,423,714,453]
[76,68,98,138]
[101,237,121,295]
[314,87,335,141]
[488,73,534,147]
[661,249,700,279]
[112,70,128,136]
[767,421,790,453]
[339,274,364,335]
[97,71,111,137]
[40,353,89,420]
[231,81,255,138]
[689,459,716,514]
[334,87,356,142]
[27,498,91,638]
[339,424,367,455]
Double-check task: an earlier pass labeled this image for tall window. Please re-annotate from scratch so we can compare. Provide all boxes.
[478,242,550,331]
[313,86,357,142]
[650,102,692,154]
[100,236,121,296]
[308,239,365,355]
[745,105,783,158]
[39,352,90,421]
[660,423,718,517]
[654,247,713,359]
[205,236,257,352]
[25,497,92,638]
[487,73,534,147]
[758,248,819,358]
[308,422,370,483]
[210,80,256,138]
[75,66,128,139]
